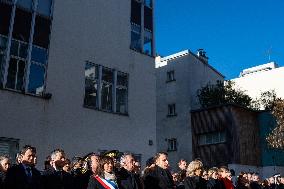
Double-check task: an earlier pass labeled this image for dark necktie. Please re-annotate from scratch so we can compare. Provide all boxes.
[26,167,32,183]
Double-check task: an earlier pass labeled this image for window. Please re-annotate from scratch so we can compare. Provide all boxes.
[167,70,175,82]
[0,1,53,96]
[130,0,154,56]
[0,137,19,164]
[167,138,177,151]
[198,131,226,146]
[84,62,129,115]
[168,104,176,116]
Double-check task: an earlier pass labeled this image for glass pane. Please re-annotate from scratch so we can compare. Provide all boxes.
[0,36,8,52]
[84,63,98,108]
[206,133,212,144]
[117,72,128,86]
[199,135,206,145]
[116,88,127,114]
[144,6,153,31]
[144,37,152,56]
[17,0,33,10]
[85,63,98,79]
[6,58,25,91]
[33,15,51,48]
[102,68,113,83]
[212,133,219,143]
[220,131,226,142]
[0,54,5,84]
[37,0,52,17]
[131,31,141,51]
[131,0,141,25]
[101,83,112,111]
[19,42,28,58]
[145,0,152,8]
[12,8,32,42]
[28,63,45,94]
[31,46,47,64]
[10,40,19,56]
[0,3,12,36]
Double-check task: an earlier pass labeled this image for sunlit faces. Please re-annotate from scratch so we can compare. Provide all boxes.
[52,151,66,168]
[91,155,100,174]
[178,160,187,170]
[124,155,135,172]
[0,157,11,172]
[156,154,169,169]
[211,172,219,179]
[21,149,36,166]
[103,161,114,173]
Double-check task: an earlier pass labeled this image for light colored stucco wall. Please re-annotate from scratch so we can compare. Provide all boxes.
[156,51,224,170]
[231,66,284,100]
[0,0,156,169]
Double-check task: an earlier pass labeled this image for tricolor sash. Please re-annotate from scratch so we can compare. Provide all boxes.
[95,175,119,189]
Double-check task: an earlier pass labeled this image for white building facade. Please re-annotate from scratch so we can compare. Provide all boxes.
[155,50,224,170]
[0,0,156,168]
[232,62,284,100]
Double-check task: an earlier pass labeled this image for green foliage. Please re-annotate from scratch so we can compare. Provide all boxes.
[197,80,252,108]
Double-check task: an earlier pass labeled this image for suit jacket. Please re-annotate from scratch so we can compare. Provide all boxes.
[117,167,143,189]
[5,164,42,189]
[87,176,107,189]
[183,176,207,189]
[143,166,175,189]
[41,167,74,189]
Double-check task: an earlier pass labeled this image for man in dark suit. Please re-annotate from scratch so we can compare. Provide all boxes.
[5,145,42,189]
[143,152,175,189]
[117,153,143,189]
[41,149,74,189]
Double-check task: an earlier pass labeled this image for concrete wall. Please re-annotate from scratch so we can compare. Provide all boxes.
[0,0,156,169]
[156,51,224,170]
[232,66,284,100]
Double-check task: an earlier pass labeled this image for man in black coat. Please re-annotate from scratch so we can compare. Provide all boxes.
[117,153,143,189]
[5,145,42,189]
[143,152,175,189]
[41,149,74,189]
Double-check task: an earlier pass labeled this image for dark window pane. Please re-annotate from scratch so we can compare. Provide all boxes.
[144,37,152,56]
[145,0,152,8]
[117,72,128,86]
[12,8,32,42]
[0,3,12,36]
[17,0,33,11]
[102,68,113,83]
[33,15,51,48]
[6,58,25,91]
[10,40,28,58]
[144,6,153,31]
[131,0,141,25]
[37,0,52,17]
[31,46,47,64]
[101,83,112,111]
[131,25,141,51]
[116,88,127,114]
[84,63,98,108]
[0,54,5,84]
[28,63,45,94]
[0,35,8,52]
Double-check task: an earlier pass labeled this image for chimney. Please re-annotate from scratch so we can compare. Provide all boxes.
[197,49,208,64]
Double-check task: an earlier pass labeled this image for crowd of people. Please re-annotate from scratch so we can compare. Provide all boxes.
[0,145,284,189]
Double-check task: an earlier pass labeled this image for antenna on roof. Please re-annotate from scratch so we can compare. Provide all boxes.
[265,46,273,62]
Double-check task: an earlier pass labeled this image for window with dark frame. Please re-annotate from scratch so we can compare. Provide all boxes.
[0,0,53,96]
[198,131,226,146]
[167,70,175,82]
[167,138,177,151]
[130,0,153,56]
[168,104,176,116]
[84,62,129,115]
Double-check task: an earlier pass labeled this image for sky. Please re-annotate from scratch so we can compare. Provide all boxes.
[154,0,284,79]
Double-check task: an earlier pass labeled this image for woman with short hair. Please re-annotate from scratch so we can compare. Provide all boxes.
[87,156,119,189]
[183,159,207,189]
[0,155,11,187]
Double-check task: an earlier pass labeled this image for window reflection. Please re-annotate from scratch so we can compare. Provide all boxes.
[12,8,32,42]
[84,63,99,108]
[31,46,47,64]
[28,63,45,94]
[0,3,12,36]
[6,58,25,91]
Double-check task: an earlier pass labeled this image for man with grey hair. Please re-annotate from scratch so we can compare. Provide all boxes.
[42,149,74,189]
[117,153,143,189]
